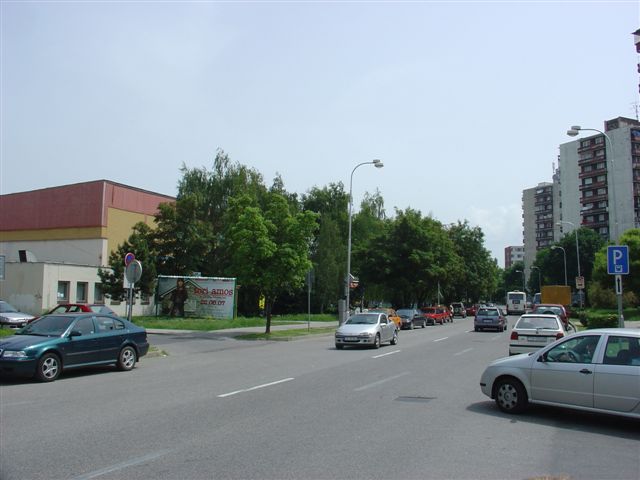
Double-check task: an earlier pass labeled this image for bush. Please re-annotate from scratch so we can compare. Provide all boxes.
[587,283,616,308]
[583,313,618,329]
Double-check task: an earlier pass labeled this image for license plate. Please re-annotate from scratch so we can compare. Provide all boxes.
[484,319,493,323]
[527,336,547,342]
[345,337,359,341]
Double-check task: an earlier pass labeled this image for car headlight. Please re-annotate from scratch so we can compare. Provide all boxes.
[2,350,27,358]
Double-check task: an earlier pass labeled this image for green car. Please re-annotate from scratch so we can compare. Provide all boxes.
[0,313,149,382]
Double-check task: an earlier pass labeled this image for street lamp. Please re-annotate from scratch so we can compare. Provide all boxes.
[551,246,567,286]
[567,126,618,241]
[531,266,541,293]
[345,159,384,323]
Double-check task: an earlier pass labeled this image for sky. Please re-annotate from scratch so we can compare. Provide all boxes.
[1,1,639,267]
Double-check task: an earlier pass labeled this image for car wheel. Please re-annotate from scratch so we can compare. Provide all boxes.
[335,344,344,350]
[390,331,398,345]
[474,326,479,332]
[409,322,414,330]
[421,320,426,328]
[36,352,61,382]
[494,377,528,414]
[372,334,381,349]
[117,345,137,371]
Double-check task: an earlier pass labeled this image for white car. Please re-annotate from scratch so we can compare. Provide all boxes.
[509,314,567,355]
[335,312,398,349]
[480,329,640,418]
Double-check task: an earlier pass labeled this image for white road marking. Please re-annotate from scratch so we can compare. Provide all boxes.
[218,377,295,398]
[434,337,448,342]
[354,372,410,392]
[372,350,401,359]
[454,348,473,356]
[70,449,172,480]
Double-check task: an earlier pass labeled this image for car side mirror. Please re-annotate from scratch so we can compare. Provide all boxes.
[69,330,82,337]
[537,353,547,362]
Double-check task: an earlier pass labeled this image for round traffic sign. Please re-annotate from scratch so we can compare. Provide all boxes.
[124,252,136,266]
[125,260,143,284]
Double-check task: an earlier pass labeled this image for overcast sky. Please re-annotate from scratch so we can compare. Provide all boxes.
[2,1,638,266]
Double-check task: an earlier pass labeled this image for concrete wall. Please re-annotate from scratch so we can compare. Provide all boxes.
[0,262,155,317]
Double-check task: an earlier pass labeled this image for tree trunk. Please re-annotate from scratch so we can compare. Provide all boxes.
[264,299,273,334]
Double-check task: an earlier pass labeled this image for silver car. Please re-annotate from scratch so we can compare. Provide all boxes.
[0,301,35,328]
[509,314,567,355]
[480,329,640,418]
[335,312,398,349]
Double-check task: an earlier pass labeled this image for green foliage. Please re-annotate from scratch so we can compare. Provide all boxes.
[98,222,157,300]
[591,229,640,305]
[583,313,618,329]
[587,282,617,308]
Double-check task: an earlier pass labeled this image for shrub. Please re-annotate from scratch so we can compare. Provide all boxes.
[587,283,616,309]
[584,313,618,329]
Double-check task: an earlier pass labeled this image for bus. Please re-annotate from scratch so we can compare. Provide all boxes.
[506,291,527,315]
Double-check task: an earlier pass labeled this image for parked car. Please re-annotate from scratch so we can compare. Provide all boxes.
[396,308,427,329]
[0,301,35,329]
[335,312,398,349]
[480,329,640,418]
[474,306,507,332]
[420,306,451,325]
[531,304,570,329]
[508,314,567,355]
[0,313,149,382]
[45,303,117,315]
[465,304,479,317]
[368,308,402,330]
[450,302,467,318]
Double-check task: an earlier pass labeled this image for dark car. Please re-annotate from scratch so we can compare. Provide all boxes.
[396,308,427,329]
[450,302,466,318]
[531,304,569,328]
[0,313,149,382]
[474,306,507,332]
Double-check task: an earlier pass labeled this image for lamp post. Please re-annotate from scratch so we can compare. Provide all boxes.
[567,126,618,241]
[344,159,384,323]
[531,266,541,293]
[556,220,582,308]
[551,246,567,286]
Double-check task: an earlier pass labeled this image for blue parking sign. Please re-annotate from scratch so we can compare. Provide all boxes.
[607,246,629,275]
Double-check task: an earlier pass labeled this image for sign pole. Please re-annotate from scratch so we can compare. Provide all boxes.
[607,246,628,328]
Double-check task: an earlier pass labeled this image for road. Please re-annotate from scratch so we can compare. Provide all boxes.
[1,315,639,480]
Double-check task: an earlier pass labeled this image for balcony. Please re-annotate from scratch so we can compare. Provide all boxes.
[579,167,607,179]
[579,181,607,191]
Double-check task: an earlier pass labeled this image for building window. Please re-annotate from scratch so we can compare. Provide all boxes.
[141,292,150,305]
[76,282,88,303]
[57,282,70,303]
[94,284,104,304]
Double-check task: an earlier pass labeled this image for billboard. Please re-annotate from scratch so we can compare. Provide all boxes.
[157,275,236,319]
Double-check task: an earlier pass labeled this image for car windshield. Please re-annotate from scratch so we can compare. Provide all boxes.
[452,303,462,308]
[422,308,436,314]
[18,315,75,336]
[0,302,18,313]
[537,307,562,315]
[478,309,498,316]
[346,314,378,325]
[396,310,414,317]
[516,317,559,330]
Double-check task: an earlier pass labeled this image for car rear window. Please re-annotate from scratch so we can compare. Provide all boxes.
[516,316,560,330]
[478,309,498,316]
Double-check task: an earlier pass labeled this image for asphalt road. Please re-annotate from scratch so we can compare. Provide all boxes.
[1,316,639,480]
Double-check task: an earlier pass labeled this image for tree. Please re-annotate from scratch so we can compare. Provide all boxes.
[98,222,157,300]
[357,209,462,308]
[225,192,318,333]
[447,220,499,303]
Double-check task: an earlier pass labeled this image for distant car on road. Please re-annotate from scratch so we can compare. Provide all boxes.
[0,301,35,329]
[396,308,427,329]
[0,313,149,382]
[474,306,507,332]
[335,312,398,349]
[480,329,640,418]
[509,314,567,355]
[531,304,570,329]
[420,306,451,325]
[450,302,467,318]
[465,304,479,317]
